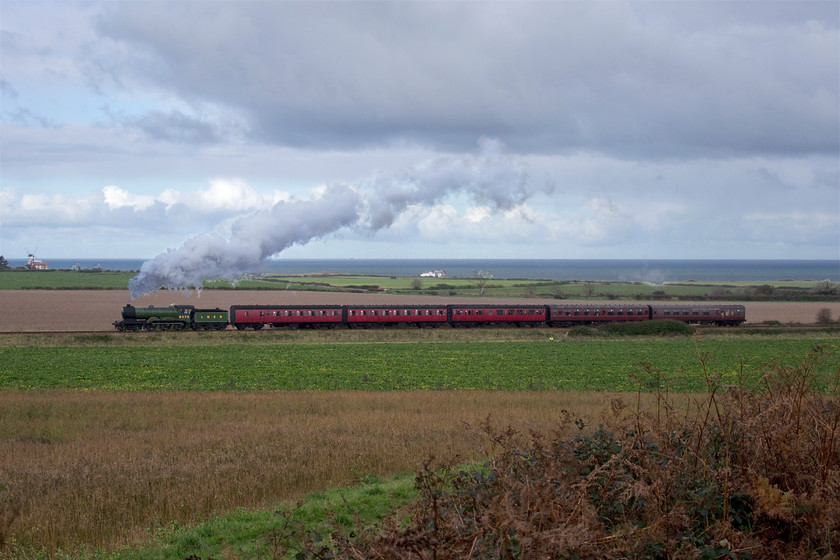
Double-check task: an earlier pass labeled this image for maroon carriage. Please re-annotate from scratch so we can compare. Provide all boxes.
[345,305,448,328]
[650,304,745,326]
[448,305,548,327]
[547,304,650,326]
[229,305,344,330]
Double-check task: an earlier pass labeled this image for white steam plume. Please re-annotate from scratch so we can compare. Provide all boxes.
[128,137,549,298]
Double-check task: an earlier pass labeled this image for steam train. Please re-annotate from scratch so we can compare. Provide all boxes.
[114,302,746,331]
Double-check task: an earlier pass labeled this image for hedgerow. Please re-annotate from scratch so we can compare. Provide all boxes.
[568,319,695,337]
[293,345,839,559]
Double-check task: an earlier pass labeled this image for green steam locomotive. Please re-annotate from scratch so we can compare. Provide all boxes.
[113,304,229,331]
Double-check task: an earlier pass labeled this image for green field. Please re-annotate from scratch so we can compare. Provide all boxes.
[2,337,836,392]
[2,268,837,300]
[0,269,135,289]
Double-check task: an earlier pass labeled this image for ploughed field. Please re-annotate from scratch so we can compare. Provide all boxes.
[1,289,837,332]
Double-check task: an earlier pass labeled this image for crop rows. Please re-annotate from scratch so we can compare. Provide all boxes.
[1,339,835,392]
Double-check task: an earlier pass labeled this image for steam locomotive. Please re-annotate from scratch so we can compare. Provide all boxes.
[114,302,746,331]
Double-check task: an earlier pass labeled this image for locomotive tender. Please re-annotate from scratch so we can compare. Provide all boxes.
[114,302,745,331]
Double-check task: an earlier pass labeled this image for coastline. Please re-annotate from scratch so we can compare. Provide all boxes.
[5,258,839,283]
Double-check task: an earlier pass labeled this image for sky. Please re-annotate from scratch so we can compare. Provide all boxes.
[1,1,838,268]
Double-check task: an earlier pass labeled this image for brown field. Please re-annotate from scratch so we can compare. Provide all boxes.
[1,289,838,332]
[0,390,614,554]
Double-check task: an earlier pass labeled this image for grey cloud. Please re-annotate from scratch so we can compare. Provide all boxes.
[0,78,19,100]
[91,1,838,158]
[129,109,221,144]
[4,107,59,128]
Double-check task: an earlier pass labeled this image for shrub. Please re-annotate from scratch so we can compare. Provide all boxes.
[309,346,840,559]
[817,307,833,324]
[567,320,694,338]
[600,319,694,336]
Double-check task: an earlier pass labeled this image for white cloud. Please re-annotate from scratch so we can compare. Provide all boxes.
[465,205,491,223]
[417,204,457,241]
[196,179,278,212]
[157,189,181,208]
[103,185,155,210]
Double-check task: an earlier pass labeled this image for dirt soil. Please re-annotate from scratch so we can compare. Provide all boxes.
[1,290,839,332]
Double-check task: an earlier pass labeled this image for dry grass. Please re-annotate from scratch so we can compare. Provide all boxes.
[0,390,618,555]
[326,346,840,560]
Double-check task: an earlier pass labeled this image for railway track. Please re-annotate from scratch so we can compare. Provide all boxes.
[2,324,837,337]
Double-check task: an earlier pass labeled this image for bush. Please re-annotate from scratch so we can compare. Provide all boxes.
[601,319,694,336]
[567,320,694,338]
[305,346,840,559]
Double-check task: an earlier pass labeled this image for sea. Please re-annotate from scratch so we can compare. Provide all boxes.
[6,258,839,283]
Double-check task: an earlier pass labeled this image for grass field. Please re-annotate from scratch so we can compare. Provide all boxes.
[3,269,837,300]
[0,270,135,290]
[0,390,613,557]
[1,337,837,392]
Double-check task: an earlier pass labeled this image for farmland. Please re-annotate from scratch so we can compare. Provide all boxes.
[2,268,838,301]
[1,278,839,558]
[1,326,838,558]
[1,336,837,392]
